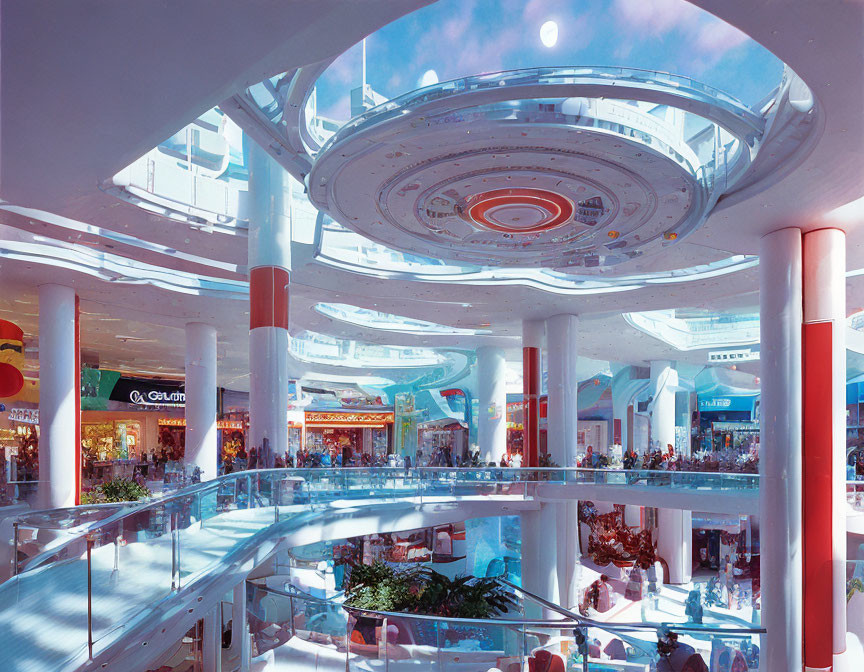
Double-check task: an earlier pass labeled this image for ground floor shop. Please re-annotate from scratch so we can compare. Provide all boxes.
[300,410,394,466]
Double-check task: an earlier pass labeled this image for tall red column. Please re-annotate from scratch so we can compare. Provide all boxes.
[74,296,81,504]
[802,228,846,672]
[522,320,543,468]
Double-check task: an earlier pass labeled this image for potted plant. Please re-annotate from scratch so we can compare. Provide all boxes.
[80,477,151,504]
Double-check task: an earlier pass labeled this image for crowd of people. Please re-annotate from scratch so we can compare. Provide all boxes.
[580,443,760,474]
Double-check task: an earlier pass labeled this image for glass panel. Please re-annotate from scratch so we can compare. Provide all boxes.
[0,549,91,670]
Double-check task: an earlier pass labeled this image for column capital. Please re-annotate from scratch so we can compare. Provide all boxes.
[521,319,545,348]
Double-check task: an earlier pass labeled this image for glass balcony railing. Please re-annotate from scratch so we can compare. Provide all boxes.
[3,467,761,672]
[314,66,763,159]
[248,578,764,671]
[623,309,760,351]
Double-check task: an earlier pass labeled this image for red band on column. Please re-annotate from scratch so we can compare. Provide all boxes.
[802,320,834,670]
[523,346,539,468]
[250,267,290,330]
[74,296,81,505]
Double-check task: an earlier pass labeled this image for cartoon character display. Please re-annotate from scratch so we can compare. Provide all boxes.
[579,502,658,568]
[0,320,25,397]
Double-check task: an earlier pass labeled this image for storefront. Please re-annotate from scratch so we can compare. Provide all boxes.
[505,400,524,460]
[694,395,759,457]
[303,410,393,466]
[1,405,39,486]
[156,417,247,472]
[416,418,469,466]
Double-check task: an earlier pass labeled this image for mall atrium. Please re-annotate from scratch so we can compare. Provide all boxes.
[0,1,862,671]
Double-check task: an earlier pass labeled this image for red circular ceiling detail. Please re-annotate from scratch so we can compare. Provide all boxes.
[0,363,24,397]
[465,188,574,233]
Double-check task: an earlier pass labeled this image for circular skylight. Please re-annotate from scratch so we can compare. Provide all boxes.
[313,0,783,123]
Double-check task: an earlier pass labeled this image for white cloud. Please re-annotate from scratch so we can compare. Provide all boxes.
[612,0,750,62]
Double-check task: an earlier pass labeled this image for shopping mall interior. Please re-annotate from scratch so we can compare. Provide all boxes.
[0,1,862,671]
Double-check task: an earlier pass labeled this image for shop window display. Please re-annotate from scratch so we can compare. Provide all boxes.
[300,413,393,467]
[572,501,760,642]
[417,419,469,467]
[275,516,519,602]
[11,424,38,484]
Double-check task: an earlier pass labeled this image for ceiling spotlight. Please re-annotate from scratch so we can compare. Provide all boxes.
[663,231,678,241]
[540,21,558,48]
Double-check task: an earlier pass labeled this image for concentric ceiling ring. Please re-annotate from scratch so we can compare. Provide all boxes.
[462,188,573,234]
[308,68,765,272]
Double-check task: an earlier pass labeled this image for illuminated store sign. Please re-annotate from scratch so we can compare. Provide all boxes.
[305,411,394,428]
[110,377,185,407]
[129,389,185,406]
[158,418,244,430]
[8,407,38,424]
[698,397,756,412]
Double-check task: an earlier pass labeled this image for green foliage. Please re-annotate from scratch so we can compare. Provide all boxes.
[344,561,517,618]
[80,478,151,504]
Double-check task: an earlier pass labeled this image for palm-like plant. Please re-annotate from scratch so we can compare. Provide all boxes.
[344,561,517,618]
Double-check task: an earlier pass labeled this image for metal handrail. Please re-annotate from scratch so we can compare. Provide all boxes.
[252,579,766,636]
[14,466,759,574]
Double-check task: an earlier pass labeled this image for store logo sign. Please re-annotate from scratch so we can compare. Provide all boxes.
[699,398,732,410]
[129,389,185,406]
[8,408,38,424]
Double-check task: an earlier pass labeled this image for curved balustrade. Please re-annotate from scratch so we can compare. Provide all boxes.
[301,65,763,159]
[12,468,760,574]
[248,580,764,672]
[0,467,761,672]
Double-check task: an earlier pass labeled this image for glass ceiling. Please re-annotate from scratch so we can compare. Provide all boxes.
[314,303,491,335]
[313,0,783,124]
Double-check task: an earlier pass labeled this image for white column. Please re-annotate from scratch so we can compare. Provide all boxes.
[520,504,579,613]
[649,360,677,451]
[546,315,579,467]
[656,507,692,585]
[611,367,631,453]
[231,581,250,668]
[675,391,692,457]
[518,317,582,610]
[247,140,292,467]
[38,284,77,509]
[802,228,847,671]
[649,360,690,583]
[202,605,222,672]
[476,346,506,463]
[759,227,802,672]
[249,329,289,466]
[185,323,217,480]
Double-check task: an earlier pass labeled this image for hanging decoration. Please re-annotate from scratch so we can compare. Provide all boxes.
[0,320,25,398]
